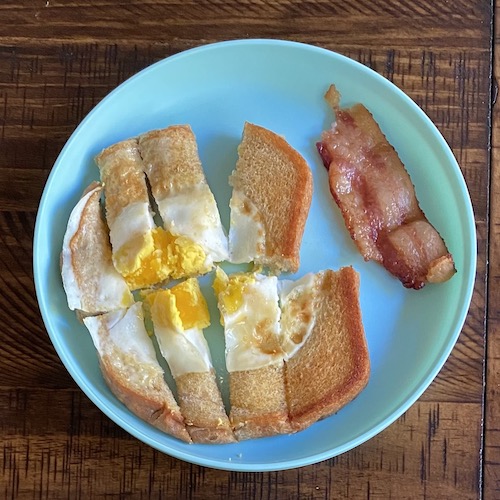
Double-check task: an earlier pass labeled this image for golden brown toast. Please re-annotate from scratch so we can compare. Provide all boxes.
[284,267,370,431]
[145,280,234,444]
[229,363,292,440]
[83,303,192,443]
[95,139,148,225]
[138,125,229,264]
[176,370,236,444]
[138,125,206,198]
[60,182,134,315]
[229,122,313,273]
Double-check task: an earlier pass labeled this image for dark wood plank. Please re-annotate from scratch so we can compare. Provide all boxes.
[484,2,500,497]
[0,388,482,499]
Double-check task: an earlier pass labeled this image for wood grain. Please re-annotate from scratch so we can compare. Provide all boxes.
[484,2,500,498]
[0,0,493,498]
[0,390,483,499]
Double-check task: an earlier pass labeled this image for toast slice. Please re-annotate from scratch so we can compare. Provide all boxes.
[95,139,171,290]
[282,267,370,431]
[213,268,292,440]
[228,122,313,273]
[83,302,191,443]
[229,364,291,440]
[146,279,235,444]
[60,182,134,316]
[138,125,229,266]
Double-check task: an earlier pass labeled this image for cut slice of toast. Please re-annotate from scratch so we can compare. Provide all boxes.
[228,122,313,273]
[60,182,134,316]
[146,280,235,444]
[83,302,192,443]
[283,267,370,431]
[175,371,235,444]
[95,139,171,290]
[229,364,292,440]
[213,268,292,440]
[138,125,229,265]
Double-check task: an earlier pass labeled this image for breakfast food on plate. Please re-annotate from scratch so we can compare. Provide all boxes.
[83,302,192,443]
[95,139,174,290]
[228,122,313,274]
[281,267,370,431]
[213,266,369,439]
[146,278,235,444]
[60,182,134,316]
[316,84,456,289]
[61,117,373,445]
[213,268,292,440]
[138,125,229,268]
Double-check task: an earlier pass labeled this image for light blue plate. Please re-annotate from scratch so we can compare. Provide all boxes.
[33,39,476,471]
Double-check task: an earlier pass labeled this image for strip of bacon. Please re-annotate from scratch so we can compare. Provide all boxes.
[317,85,455,289]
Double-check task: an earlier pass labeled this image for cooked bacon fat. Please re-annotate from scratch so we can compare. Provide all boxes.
[317,85,455,289]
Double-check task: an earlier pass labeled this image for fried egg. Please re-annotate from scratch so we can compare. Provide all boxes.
[156,184,229,266]
[278,273,318,359]
[109,200,210,291]
[61,184,134,314]
[146,278,213,378]
[227,190,265,264]
[83,302,165,388]
[213,267,284,372]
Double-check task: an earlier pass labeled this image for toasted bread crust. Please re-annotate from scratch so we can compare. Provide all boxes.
[230,122,313,273]
[175,371,236,444]
[64,184,133,314]
[99,356,191,443]
[95,139,148,226]
[229,363,292,440]
[284,267,370,431]
[68,185,111,311]
[138,125,206,199]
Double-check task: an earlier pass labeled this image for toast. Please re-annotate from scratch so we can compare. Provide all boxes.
[282,267,370,430]
[138,125,229,266]
[83,302,192,443]
[146,279,235,444]
[229,364,291,440]
[215,266,369,438]
[95,139,171,290]
[60,182,134,316]
[213,268,292,440]
[228,122,313,273]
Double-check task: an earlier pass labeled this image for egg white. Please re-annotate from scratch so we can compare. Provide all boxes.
[278,273,318,360]
[156,184,229,265]
[228,190,265,264]
[222,274,283,372]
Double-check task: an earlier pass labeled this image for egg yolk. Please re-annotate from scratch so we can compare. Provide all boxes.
[119,228,209,290]
[213,267,256,315]
[147,278,210,332]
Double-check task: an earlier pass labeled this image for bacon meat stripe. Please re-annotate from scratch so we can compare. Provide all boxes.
[317,85,456,290]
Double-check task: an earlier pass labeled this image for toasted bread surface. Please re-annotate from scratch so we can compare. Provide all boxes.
[84,307,192,443]
[100,355,191,442]
[95,139,149,225]
[138,125,206,198]
[176,370,235,444]
[62,183,133,314]
[230,122,312,273]
[284,267,370,431]
[229,363,292,440]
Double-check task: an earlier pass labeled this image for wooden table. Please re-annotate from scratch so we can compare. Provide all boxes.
[0,1,497,498]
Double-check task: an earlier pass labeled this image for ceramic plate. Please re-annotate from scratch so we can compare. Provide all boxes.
[34,39,476,471]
